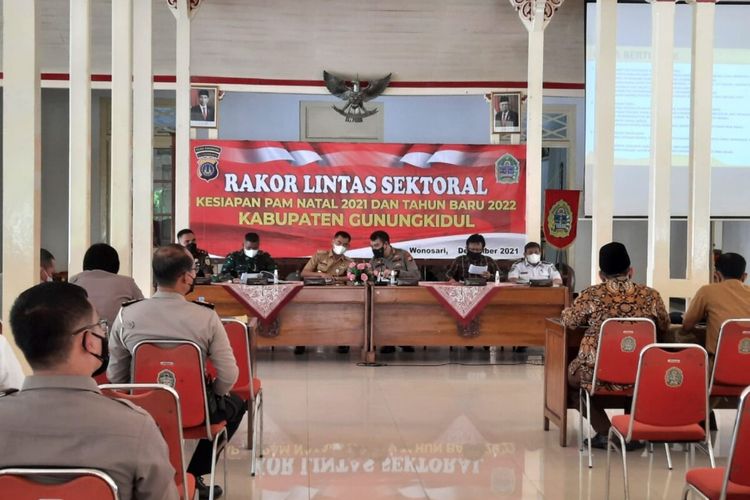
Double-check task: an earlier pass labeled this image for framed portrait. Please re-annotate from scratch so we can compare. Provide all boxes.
[491,92,521,134]
[190,86,219,128]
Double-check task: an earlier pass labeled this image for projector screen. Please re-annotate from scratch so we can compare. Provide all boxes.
[585,2,750,217]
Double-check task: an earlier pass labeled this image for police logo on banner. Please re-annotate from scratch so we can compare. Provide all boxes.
[194,145,222,182]
[664,367,684,388]
[495,154,520,184]
[157,369,176,388]
[547,200,573,238]
[620,336,636,353]
[739,337,750,354]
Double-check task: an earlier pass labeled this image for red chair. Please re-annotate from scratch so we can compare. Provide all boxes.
[132,340,227,500]
[683,385,750,499]
[580,317,656,468]
[710,319,750,398]
[0,468,119,500]
[100,383,195,500]
[606,343,715,500]
[221,318,264,476]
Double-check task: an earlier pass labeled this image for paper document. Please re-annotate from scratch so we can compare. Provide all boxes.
[468,264,488,275]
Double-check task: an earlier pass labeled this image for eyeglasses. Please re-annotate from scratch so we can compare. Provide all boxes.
[71,318,109,337]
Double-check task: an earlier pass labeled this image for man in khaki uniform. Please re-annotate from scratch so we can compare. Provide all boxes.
[0,282,178,500]
[108,244,243,499]
[300,230,354,281]
[369,230,420,281]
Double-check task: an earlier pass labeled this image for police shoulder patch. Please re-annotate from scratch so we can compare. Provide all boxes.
[121,298,144,307]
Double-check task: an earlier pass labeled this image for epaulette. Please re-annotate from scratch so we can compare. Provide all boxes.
[0,388,19,397]
[121,298,144,307]
[542,260,553,265]
[192,300,215,310]
[512,258,524,264]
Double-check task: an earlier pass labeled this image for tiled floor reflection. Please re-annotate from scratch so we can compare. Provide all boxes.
[220,347,733,499]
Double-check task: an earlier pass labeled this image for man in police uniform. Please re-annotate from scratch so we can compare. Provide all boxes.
[508,242,562,285]
[108,244,243,499]
[177,228,213,277]
[0,282,178,500]
[221,232,276,277]
[369,230,420,281]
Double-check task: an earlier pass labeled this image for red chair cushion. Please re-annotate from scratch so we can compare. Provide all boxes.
[592,387,633,397]
[178,473,196,500]
[686,467,750,499]
[230,378,262,402]
[183,421,227,440]
[611,414,706,442]
[711,384,746,398]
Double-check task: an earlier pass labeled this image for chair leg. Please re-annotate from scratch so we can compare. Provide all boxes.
[649,442,654,453]
[664,443,673,470]
[209,427,228,500]
[706,434,716,468]
[607,427,629,500]
[585,390,593,468]
[246,397,253,451]
[258,392,264,458]
[681,483,690,500]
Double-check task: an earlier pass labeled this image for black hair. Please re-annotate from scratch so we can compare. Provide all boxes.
[716,252,746,280]
[198,89,209,97]
[10,282,92,369]
[466,234,486,248]
[176,228,194,240]
[40,248,55,268]
[82,243,120,274]
[153,244,194,287]
[524,242,541,252]
[334,231,352,242]
[244,232,260,243]
[370,230,390,244]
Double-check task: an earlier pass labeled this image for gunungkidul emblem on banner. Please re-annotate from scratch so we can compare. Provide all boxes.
[157,369,176,388]
[739,337,750,354]
[547,199,573,239]
[495,154,521,184]
[194,145,222,182]
[664,367,684,388]
[620,336,636,353]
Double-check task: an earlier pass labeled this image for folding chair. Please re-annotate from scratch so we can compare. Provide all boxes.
[222,318,264,475]
[580,317,656,468]
[132,340,227,500]
[100,383,195,500]
[0,468,119,500]
[683,385,750,499]
[709,319,750,399]
[606,343,715,500]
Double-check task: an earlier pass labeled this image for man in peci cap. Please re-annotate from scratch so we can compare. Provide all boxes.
[561,242,670,450]
[494,95,519,127]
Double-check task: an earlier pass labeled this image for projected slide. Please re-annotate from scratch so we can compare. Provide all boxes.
[585,3,750,217]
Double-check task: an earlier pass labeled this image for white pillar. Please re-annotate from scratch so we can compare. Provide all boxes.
[686,0,715,289]
[174,0,192,232]
[646,0,676,292]
[2,0,41,372]
[525,0,545,243]
[110,0,133,275]
[132,0,153,295]
[68,0,92,276]
[590,0,617,283]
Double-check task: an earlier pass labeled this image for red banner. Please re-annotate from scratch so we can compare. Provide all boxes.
[190,141,526,259]
[543,189,580,250]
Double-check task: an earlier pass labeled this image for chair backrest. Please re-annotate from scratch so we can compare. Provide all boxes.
[711,319,750,390]
[630,344,708,434]
[99,384,189,499]
[591,318,656,390]
[0,468,119,500]
[131,340,211,433]
[221,319,255,397]
[724,385,750,489]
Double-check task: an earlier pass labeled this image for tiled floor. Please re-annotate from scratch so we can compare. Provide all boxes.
[220,347,734,499]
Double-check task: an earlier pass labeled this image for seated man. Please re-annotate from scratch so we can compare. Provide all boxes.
[177,228,214,278]
[299,230,355,355]
[0,282,178,500]
[508,242,562,285]
[446,233,499,283]
[562,242,670,450]
[40,248,57,282]
[221,232,276,277]
[683,252,750,354]
[108,245,244,499]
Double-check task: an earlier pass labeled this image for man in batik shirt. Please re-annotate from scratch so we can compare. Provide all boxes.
[561,242,670,449]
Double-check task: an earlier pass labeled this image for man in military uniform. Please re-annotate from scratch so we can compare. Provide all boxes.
[108,244,244,499]
[0,282,178,500]
[177,228,214,277]
[221,232,276,277]
[508,242,562,285]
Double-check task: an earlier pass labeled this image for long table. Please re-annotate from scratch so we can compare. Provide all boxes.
[369,286,569,362]
[188,284,370,359]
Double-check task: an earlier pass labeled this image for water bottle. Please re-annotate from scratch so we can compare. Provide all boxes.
[495,271,500,285]
[389,270,396,286]
[273,269,279,284]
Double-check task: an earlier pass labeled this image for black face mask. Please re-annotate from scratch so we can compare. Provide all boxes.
[186,242,198,256]
[372,247,385,259]
[466,250,483,261]
[84,331,109,377]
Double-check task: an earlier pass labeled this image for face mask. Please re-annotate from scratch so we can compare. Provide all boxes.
[244,248,258,258]
[466,250,482,260]
[186,242,198,255]
[526,253,541,265]
[333,244,347,256]
[372,247,385,259]
[46,276,54,282]
[84,331,109,377]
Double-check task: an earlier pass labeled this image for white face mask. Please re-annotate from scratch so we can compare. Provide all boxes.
[526,253,541,265]
[332,244,347,256]
[244,248,259,258]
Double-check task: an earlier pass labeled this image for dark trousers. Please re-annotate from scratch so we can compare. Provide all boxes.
[568,371,631,436]
[187,393,246,477]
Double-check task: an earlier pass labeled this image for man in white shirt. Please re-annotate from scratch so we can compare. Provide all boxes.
[508,242,562,285]
[0,335,24,390]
